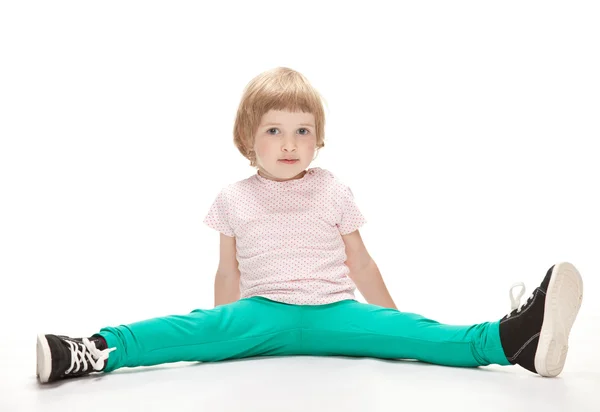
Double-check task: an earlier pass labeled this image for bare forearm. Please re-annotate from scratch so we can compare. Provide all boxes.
[349,259,398,310]
[214,273,240,307]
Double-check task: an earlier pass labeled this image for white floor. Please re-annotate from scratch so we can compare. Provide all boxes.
[2,315,598,412]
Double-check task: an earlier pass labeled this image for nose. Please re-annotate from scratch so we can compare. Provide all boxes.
[282,134,297,152]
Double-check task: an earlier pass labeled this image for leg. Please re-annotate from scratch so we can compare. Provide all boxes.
[98,296,303,372]
[298,262,583,377]
[37,296,303,383]
[298,300,510,368]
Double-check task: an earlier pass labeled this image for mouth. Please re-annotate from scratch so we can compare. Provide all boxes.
[278,159,299,164]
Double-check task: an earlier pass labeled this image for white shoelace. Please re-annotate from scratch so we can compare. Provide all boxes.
[505,281,535,319]
[65,337,116,375]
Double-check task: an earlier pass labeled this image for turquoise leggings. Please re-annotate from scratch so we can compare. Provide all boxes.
[97,297,510,373]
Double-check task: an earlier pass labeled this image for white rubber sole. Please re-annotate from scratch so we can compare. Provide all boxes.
[36,334,52,384]
[534,262,583,377]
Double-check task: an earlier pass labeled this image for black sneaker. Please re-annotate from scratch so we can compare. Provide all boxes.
[36,334,116,384]
[499,262,583,377]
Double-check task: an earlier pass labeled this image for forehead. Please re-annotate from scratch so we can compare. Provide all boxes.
[260,110,315,125]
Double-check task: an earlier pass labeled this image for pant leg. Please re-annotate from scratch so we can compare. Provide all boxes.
[298,300,511,367]
[96,296,303,372]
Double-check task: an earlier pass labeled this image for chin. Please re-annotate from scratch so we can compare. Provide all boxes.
[275,163,304,177]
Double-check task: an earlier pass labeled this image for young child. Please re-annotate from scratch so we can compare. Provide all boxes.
[37,67,584,384]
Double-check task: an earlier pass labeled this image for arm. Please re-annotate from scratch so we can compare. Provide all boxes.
[347,259,397,310]
[214,233,241,307]
[214,271,240,307]
[342,229,398,310]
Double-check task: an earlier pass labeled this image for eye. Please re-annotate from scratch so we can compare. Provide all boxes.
[266,128,311,135]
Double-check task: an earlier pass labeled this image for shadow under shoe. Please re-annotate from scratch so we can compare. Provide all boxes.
[499,262,583,377]
[37,334,116,384]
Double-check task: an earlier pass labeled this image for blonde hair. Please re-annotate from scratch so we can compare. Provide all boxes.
[233,67,327,168]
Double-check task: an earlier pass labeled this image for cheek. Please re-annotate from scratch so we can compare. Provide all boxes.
[301,138,317,150]
[254,139,274,155]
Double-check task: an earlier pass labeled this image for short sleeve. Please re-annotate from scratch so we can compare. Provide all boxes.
[336,184,367,235]
[203,188,235,237]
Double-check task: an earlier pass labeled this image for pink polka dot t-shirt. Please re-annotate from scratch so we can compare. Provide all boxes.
[203,167,367,305]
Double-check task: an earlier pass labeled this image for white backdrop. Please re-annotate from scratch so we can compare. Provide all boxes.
[1,1,598,411]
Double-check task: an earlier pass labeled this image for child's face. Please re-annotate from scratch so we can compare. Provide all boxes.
[253,109,317,181]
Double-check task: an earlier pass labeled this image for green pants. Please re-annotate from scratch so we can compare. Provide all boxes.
[97,297,510,373]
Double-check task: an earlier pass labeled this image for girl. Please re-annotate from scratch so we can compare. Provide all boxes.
[37,67,584,384]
